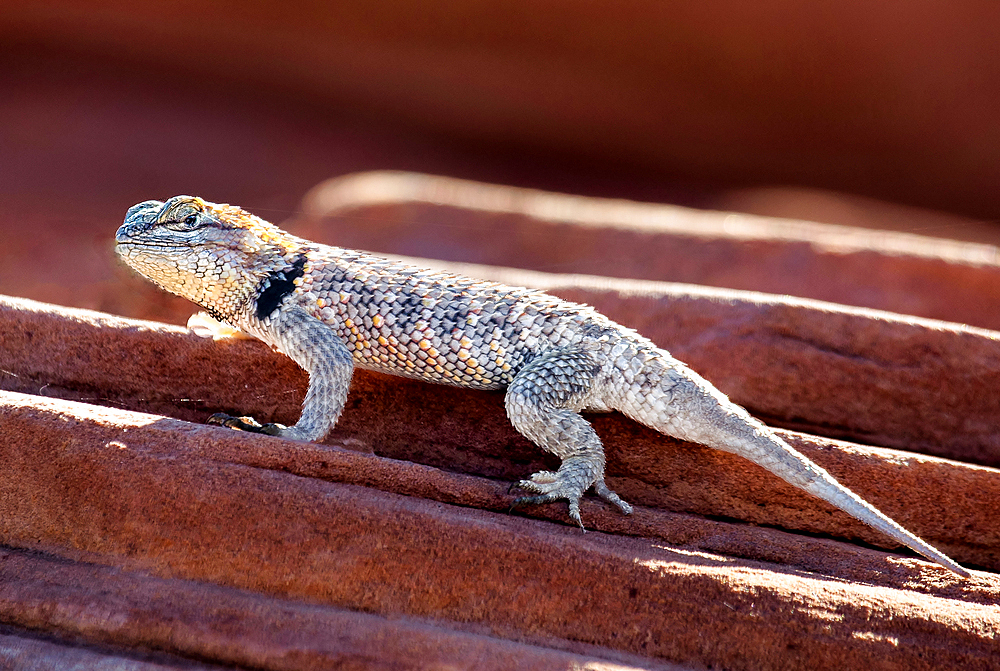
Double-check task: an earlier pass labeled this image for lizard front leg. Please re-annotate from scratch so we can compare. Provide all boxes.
[505,347,633,528]
[210,304,354,441]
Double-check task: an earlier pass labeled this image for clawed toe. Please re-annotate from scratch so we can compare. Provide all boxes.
[207,413,286,436]
[510,492,562,508]
[508,472,632,529]
[509,478,565,507]
[595,480,633,515]
[510,491,586,531]
[509,479,575,511]
[509,476,587,530]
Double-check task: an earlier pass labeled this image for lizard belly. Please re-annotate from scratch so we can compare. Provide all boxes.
[319,313,518,390]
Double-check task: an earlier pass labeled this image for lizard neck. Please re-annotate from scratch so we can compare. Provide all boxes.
[253,252,308,322]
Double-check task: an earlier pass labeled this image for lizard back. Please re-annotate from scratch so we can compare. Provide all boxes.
[292,245,610,390]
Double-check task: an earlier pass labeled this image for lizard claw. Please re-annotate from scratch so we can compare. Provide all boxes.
[510,472,588,530]
[595,480,634,515]
[207,413,286,436]
[510,491,587,531]
[509,470,632,529]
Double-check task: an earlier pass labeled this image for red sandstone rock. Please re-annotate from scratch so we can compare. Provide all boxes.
[1,545,661,670]
[5,280,1000,562]
[4,9,1000,665]
[2,292,999,669]
[300,171,1000,332]
[6,165,1000,666]
[0,389,997,671]
[0,632,226,671]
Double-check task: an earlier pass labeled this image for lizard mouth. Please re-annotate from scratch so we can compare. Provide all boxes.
[116,240,182,248]
[114,240,195,263]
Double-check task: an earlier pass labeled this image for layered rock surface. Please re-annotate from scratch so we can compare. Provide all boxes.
[2,175,1000,669]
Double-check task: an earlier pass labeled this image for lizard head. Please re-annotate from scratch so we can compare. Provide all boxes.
[116,195,305,321]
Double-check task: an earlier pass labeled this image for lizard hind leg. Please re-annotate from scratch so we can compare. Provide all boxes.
[505,347,633,529]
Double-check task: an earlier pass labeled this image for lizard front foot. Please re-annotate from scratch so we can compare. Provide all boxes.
[511,467,633,530]
[207,412,286,436]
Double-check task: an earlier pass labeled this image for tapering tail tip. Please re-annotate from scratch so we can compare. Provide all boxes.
[901,534,970,578]
[944,560,971,579]
[722,422,972,578]
[918,545,970,579]
[801,475,970,578]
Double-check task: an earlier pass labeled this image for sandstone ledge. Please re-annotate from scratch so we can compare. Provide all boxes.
[301,171,1000,332]
[1,391,998,670]
[2,544,666,671]
[2,293,999,670]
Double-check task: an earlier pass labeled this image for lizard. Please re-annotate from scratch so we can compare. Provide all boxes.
[115,195,969,577]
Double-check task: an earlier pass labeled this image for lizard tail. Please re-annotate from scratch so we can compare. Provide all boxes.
[618,353,970,577]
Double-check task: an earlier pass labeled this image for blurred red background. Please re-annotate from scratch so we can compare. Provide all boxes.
[2,0,999,309]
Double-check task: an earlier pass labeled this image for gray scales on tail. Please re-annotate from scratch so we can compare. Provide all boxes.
[115,195,969,577]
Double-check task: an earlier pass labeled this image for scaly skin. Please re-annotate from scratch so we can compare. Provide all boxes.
[115,195,969,577]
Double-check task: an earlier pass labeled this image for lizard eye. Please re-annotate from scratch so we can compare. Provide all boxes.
[164,212,205,232]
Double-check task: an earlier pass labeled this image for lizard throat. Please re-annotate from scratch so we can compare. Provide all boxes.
[254,254,307,321]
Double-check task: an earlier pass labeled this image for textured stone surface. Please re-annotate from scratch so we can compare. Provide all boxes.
[5,8,1000,666]
[1,387,998,671]
[2,290,999,669]
[0,628,229,671]
[2,546,662,671]
[2,294,999,571]
[301,171,1000,331]
[7,166,1000,666]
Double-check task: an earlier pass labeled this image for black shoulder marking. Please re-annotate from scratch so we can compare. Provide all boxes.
[255,254,307,320]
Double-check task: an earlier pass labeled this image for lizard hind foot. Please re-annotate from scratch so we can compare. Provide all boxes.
[207,412,286,436]
[512,470,633,530]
